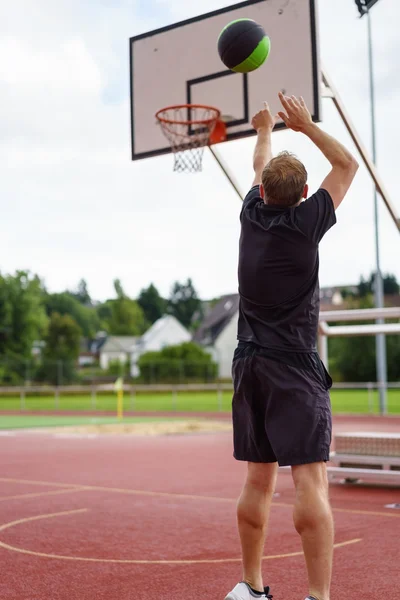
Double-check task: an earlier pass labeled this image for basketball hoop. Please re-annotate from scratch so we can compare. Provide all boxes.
[155,104,226,173]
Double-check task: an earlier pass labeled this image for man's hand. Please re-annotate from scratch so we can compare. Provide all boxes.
[251,102,278,132]
[278,92,313,133]
[278,90,359,210]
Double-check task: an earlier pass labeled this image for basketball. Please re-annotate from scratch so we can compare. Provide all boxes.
[217,18,270,73]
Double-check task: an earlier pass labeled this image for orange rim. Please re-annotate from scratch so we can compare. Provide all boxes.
[155,104,221,126]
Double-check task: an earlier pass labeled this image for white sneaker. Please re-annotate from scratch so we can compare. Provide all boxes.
[224,582,272,600]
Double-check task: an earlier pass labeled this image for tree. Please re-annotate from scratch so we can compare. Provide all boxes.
[41,313,82,384]
[114,278,125,299]
[357,275,371,298]
[167,278,202,329]
[95,280,147,335]
[358,272,399,298]
[96,301,113,330]
[71,279,91,305]
[45,292,100,339]
[137,283,166,325]
[107,297,147,335]
[383,274,399,296]
[0,271,48,376]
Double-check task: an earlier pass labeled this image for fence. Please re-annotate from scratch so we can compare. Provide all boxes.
[0,358,219,387]
[0,381,399,415]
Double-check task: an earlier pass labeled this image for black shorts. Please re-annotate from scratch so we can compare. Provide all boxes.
[231,343,333,467]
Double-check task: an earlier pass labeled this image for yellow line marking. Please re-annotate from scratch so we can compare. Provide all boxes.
[0,477,398,518]
[0,509,88,533]
[0,487,88,502]
[0,509,362,564]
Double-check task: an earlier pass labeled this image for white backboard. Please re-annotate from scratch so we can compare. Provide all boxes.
[130,0,321,161]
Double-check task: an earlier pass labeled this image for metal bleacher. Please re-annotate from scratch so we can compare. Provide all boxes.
[279,433,400,487]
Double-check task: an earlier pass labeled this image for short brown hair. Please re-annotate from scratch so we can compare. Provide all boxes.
[261,151,307,207]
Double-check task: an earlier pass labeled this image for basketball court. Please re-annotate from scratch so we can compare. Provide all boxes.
[1,1,400,599]
[1,422,399,600]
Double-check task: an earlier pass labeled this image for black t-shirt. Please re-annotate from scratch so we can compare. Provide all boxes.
[237,187,336,352]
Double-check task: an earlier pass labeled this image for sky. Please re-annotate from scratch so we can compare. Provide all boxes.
[2,0,400,302]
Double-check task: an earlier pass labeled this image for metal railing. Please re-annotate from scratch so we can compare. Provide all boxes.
[0,381,398,415]
[318,307,400,415]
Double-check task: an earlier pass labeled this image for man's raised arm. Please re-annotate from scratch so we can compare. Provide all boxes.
[278,92,359,210]
[251,102,278,187]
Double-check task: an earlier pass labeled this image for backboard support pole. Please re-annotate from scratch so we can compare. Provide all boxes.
[208,145,244,202]
[322,68,400,232]
[209,69,400,236]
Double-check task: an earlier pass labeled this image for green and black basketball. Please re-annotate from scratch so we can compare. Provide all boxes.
[217,18,270,73]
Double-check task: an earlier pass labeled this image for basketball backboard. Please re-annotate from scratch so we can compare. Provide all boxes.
[129,0,321,161]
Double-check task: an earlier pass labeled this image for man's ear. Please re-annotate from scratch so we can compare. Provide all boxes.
[259,185,265,199]
[303,184,309,199]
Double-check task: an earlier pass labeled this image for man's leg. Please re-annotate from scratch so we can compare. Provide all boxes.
[291,462,334,600]
[237,461,278,593]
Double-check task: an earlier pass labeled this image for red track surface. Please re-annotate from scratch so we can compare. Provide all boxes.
[1,417,400,600]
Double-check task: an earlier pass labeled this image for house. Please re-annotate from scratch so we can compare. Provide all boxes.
[78,338,95,367]
[90,332,108,357]
[130,315,191,376]
[98,315,191,375]
[99,336,138,370]
[320,287,344,307]
[31,340,46,359]
[319,285,359,310]
[192,294,240,379]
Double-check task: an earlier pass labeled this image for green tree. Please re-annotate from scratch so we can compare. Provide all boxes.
[41,313,82,384]
[0,271,48,382]
[114,278,125,299]
[357,275,371,298]
[386,335,400,380]
[96,301,112,330]
[167,278,202,329]
[383,274,399,295]
[358,272,399,298]
[101,279,147,336]
[137,283,166,324]
[45,292,99,338]
[107,298,147,335]
[71,279,91,305]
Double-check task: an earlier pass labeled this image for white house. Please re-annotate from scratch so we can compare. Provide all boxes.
[192,294,240,380]
[99,336,138,370]
[99,316,191,374]
[130,315,191,376]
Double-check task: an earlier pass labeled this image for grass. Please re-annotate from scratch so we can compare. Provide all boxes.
[0,388,399,421]
[0,415,186,430]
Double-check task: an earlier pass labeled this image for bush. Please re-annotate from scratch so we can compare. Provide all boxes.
[137,342,217,383]
[106,359,131,378]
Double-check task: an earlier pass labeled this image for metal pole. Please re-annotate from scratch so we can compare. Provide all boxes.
[318,332,329,369]
[321,70,400,231]
[367,8,387,415]
[208,145,244,201]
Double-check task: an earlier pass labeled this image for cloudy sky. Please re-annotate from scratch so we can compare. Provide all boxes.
[2,0,399,302]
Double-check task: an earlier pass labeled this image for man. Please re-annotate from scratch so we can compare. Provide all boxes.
[224,93,359,600]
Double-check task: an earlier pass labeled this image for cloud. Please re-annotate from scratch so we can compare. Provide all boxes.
[0,0,399,303]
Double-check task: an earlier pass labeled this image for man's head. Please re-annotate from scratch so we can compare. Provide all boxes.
[260,151,308,207]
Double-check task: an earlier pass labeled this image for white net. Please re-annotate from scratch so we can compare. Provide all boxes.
[156,105,220,173]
